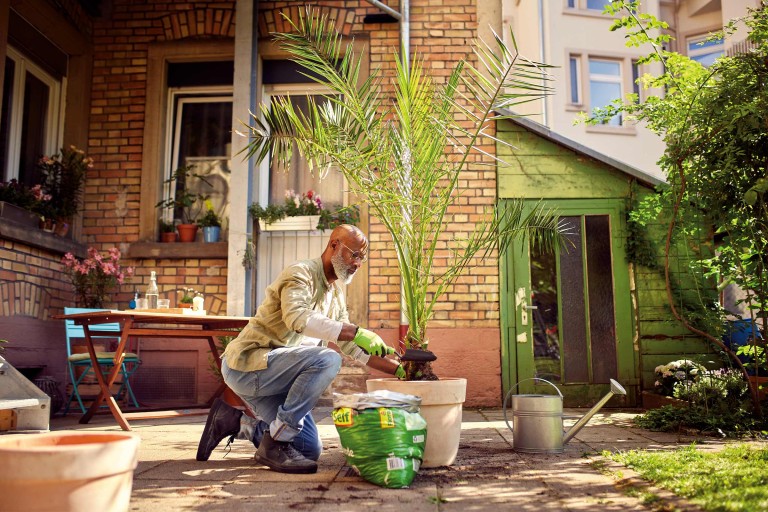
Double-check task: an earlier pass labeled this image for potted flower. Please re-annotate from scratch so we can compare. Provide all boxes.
[37,145,91,237]
[243,10,567,466]
[178,287,200,308]
[155,164,213,242]
[61,247,134,308]
[159,219,177,243]
[197,199,223,242]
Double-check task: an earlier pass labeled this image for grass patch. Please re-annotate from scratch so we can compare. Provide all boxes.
[607,444,768,511]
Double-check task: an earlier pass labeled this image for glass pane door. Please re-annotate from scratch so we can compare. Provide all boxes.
[508,200,635,406]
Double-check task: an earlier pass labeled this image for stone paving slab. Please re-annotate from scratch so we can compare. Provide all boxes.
[34,407,723,511]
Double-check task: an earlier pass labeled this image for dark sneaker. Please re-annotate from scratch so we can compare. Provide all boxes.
[253,431,318,474]
[196,398,242,461]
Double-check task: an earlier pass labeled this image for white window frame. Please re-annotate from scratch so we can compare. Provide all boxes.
[686,34,724,67]
[567,52,638,134]
[258,83,340,207]
[568,55,582,106]
[3,46,64,180]
[588,57,623,126]
[162,85,232,221]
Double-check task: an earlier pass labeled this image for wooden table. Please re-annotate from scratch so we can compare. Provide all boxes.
[56,310,249,431]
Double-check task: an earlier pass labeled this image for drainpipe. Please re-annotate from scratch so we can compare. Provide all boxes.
[538,0,548,126]
[366,0,411,348]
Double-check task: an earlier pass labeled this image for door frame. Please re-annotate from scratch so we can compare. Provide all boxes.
[500,198,638,406]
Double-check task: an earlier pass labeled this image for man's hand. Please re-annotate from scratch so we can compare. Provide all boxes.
[353,327,394,357]
[395,364,406,380]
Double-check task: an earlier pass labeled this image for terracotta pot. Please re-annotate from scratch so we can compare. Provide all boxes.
[179,302,193,309]
[366,377,467,467]
[0,431,140,512]
[54,218,71,237]
[160,231,177,243]
[176,223,198,242]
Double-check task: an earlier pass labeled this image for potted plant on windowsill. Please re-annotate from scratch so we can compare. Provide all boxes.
[159,220,177,243]
[197,200,223,242]
[242,10,567,467]
[155,164,213,242]
[37,145,91,237]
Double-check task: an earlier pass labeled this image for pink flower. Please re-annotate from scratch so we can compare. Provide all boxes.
[61,247,134,308]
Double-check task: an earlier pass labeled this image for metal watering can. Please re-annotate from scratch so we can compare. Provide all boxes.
[503,378,627,453]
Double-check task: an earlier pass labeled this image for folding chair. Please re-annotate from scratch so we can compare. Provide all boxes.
[63,307,141,414]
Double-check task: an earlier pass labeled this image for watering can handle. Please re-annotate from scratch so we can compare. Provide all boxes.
[509,377,563,398]
[502,377,563,436]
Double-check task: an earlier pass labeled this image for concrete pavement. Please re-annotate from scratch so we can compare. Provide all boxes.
[41,406,728,511]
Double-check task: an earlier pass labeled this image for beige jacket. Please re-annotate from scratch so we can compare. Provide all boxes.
[223,258,359,371]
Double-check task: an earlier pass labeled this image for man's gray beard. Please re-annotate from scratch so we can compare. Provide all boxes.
[331,252,355,285]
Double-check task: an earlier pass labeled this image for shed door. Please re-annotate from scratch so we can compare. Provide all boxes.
[503,200,636,406]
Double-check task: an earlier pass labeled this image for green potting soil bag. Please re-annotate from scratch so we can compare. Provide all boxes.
[332,390,427,488]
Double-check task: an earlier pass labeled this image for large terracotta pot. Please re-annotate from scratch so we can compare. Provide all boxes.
[0,432,140,512]
[366,377,466,467]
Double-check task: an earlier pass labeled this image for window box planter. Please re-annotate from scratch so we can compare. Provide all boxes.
[0,201,39,228]
[258,215,321,231]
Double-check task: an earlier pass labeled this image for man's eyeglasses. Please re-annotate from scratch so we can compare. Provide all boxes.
[338,241,368,263]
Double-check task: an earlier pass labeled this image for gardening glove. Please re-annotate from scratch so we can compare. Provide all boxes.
[395,364,407,380]
[352,327,394,357]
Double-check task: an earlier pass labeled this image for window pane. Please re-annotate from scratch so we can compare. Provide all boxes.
[631,60,640,97]
[268,94,343,207]
[587,0,611,10]
[559,216,589,382]
[531,243,561,381]
[590,81,622,125]
[585,215,617,383]
[174,99,233,223]
[569,57,579,103]
[0,58,14,181]
[691,51,723,67]
[19,70,49,187]
[589,60,620,76]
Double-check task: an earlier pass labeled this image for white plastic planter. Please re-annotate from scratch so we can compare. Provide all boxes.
[366,377,466,467]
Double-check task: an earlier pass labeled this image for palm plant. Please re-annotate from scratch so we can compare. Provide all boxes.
[244,10,569,379]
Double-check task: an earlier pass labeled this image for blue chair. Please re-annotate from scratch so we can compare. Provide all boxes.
[64,307,141,414]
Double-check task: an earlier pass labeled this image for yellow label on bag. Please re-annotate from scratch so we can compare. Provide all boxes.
[378,408,395,428]
[332,407,354,427]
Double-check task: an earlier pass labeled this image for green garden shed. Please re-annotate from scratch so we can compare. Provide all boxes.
[497,115,714,407]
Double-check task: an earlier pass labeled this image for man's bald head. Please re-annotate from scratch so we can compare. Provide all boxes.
[322,224,368,284]
[329,224,368,252]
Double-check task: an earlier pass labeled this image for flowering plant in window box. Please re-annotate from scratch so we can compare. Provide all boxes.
[61,247,134,308]
[248,189,359,231]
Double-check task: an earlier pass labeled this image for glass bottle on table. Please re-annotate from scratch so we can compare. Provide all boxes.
[146,270,159,309]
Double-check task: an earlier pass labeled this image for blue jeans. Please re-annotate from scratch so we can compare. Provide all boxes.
[222,345,342,461]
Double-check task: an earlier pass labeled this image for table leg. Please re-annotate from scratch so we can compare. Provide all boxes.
[79,320,132,431]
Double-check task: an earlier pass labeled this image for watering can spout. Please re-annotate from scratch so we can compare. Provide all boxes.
[562,379,627,444]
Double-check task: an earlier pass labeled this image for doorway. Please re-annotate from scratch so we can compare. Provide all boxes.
[502,199,637,406]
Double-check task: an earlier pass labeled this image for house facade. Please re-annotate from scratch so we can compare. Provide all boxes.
[0,0,757,410]
[0,0,507,408]
[501,0,763,180]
